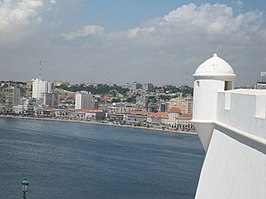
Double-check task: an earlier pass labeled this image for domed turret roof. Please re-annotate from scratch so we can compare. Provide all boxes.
[193,53,236,80]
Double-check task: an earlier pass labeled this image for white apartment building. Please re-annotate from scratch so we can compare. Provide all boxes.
[4,84,20,109]
[75,91,95,110]
[32,78,52,99]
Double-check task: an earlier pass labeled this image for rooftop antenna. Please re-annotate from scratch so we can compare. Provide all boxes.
[107,71,110,85]
[38,60,42,80]
[185,71,188,86]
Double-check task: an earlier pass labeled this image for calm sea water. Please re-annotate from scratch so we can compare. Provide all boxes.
[0,118,204,199]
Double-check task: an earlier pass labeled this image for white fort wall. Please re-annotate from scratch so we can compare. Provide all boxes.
[192,54,266,199]
[195,89,266,199]
[217,89,266,139]
[196,128,266,199]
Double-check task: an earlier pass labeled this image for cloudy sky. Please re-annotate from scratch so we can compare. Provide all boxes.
[0,0,266,86]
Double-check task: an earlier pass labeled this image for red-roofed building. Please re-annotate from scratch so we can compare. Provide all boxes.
[125,110,148,126]
[147,112,169,127]
[176,113,193,131]
[168,106,182,128]
[124,108,194,131]
[167,106,194,130]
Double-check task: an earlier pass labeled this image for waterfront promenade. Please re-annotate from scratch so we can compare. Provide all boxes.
[0,115,197,135]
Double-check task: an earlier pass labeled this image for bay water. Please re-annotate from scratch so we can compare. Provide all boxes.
[0,118,204,199]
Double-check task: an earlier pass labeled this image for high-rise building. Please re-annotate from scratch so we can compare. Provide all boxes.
[32,78,52,99]
[4,84,20,109]
[256,82,266,89]
[43,93,59,108]
[75,91,95,110]
[256,72,266,89]
[159,102,168,112]
[261,72,266,82]
[130,82,142,91]
[143,83,154,92]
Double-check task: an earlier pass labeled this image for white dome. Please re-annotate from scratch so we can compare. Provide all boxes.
[193,53,236,80]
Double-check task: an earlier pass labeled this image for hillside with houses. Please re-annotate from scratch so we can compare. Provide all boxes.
[0,80,194,132]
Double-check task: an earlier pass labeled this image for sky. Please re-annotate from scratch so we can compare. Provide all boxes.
[0,0,266,86]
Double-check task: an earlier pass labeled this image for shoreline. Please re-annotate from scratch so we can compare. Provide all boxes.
[0,115,197,136]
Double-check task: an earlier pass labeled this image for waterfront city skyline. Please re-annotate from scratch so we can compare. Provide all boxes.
[0,0,266,86]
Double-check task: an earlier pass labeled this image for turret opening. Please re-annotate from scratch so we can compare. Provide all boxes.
[225,81,233,91]
[196,81,200,87]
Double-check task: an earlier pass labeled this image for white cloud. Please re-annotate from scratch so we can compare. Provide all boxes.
[163,3,198,24]
[103,3,264,46]
[127,26,155,38]
[0,0,43,28]
[61,25,104,41]
[101,3,265,63]
[159,3,263,37]
[0,0,43,43]
[50,0,56,4]
[103,3,266,85]
[0,2,265,86]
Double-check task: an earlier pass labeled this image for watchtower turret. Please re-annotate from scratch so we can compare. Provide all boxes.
[192,53,236,151]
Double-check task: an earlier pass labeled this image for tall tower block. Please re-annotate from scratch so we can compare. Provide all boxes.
[191,53,236,151]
